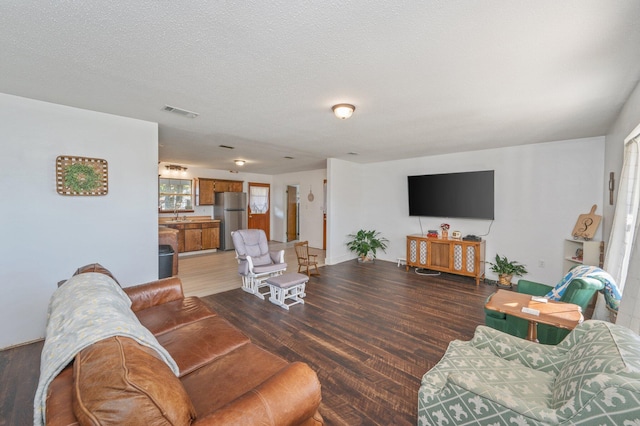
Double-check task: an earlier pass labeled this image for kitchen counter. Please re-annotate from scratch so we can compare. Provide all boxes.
[159,216,220,224]
[159,216,221,252]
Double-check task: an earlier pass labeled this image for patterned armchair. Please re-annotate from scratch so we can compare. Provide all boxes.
[485,277,604,345]
[418,320,640,425]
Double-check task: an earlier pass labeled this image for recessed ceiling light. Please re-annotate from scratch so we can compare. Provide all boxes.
[234,160,246,166]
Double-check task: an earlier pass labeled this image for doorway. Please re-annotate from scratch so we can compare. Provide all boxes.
[247,182,270,239]
[286,185,299,242]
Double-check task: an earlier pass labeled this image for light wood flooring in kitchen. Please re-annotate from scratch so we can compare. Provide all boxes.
[177,241,326,297]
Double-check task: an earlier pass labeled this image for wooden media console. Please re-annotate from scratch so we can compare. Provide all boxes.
[406,235,486,285]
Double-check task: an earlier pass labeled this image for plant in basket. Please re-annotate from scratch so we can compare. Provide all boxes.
[488,254,528,286]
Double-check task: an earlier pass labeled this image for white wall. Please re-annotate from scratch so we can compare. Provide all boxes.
[327,137,605,284]
[0,93,158,349]
[326,158,366,264]
[272,168,327,248]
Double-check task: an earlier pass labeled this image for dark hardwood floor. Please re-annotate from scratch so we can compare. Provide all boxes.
[203,261,496,425]
[0,260,497,426]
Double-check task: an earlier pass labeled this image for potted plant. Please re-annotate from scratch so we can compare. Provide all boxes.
[346,229,389,263]
[488,254,528,286]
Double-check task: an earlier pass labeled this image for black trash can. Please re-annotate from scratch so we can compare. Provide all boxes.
[159,245,174,279]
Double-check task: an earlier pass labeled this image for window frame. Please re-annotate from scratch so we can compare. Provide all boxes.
[158,177,195,213]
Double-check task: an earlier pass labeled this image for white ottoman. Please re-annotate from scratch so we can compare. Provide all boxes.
[266,272,308,310]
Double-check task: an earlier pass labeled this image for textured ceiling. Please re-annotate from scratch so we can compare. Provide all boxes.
[2,1,640,174]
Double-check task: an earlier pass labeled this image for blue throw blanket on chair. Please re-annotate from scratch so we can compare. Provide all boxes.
[545,265,621,312]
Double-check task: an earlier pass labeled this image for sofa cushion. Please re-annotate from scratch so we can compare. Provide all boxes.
[135,297,216,336]
[72,336,196,426]
[156,316,250,376]
[420,339,556,415]
[180,343,289,417]
[553,321,640,411]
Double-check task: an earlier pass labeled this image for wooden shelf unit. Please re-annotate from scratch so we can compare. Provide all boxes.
[563,238,604,272]
[406,235,486,285]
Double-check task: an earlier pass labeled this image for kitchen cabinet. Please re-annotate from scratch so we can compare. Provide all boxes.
[201,222,220,250]
[184,224,203,252]
[161,219,221,253]
[197,178,244,205]
[197,179,216,205]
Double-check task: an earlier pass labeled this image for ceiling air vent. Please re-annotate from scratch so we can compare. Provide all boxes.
[162,105,199,118]
[219,145,235,149]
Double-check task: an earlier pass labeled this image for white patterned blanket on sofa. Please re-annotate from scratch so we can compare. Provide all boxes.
[34,272,178,426]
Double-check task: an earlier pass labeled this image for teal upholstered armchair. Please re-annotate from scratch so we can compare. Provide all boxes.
[484,277,604,345]
[419,321,640,425]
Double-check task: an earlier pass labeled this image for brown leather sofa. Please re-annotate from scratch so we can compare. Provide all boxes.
[45,265,324,425]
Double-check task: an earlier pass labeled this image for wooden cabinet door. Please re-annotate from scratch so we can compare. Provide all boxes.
[429,241,450,269]
[229,181,243,192]
[198,179,215,205]
[215,181,230,193]
[201,223,220,249]
[211,226,220,248]
[184,228,202,252]
[202,227,213,250]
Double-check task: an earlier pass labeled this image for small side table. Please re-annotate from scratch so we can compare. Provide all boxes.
[485,289,583,342]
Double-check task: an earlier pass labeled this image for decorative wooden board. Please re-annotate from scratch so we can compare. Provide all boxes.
[572,204,601,240]
[56,156,108,196]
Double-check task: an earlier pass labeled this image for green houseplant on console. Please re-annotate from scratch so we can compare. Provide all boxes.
[488,254,528,286]
[346,229,389,263]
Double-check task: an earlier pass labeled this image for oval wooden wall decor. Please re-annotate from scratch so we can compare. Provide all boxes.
[56,156,108,196]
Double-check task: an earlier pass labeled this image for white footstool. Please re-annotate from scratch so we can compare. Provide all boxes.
[266,272,308,310]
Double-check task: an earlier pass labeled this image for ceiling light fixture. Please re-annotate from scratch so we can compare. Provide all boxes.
[332,103,355,120]
[164,164,188,176]
[234,160,246,166]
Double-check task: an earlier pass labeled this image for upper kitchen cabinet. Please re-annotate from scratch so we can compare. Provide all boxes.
[196,178,244,205]
[197,178,215,205]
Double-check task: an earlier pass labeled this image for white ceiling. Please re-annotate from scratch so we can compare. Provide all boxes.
[3,1,640,174]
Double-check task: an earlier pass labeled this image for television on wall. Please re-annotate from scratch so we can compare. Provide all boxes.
[407,170,495,219]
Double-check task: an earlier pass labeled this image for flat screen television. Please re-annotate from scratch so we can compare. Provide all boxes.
[407,170,494,219]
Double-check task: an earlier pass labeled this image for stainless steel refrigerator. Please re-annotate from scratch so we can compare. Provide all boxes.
[214,192,247,251]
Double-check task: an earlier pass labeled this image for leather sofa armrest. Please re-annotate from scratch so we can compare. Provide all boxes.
[193,362,322,426]
[124,276,185,312]
[516,279,553,296]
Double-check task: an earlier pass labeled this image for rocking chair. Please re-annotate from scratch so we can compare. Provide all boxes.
[231,229,287,298]
[294,241,319,277]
